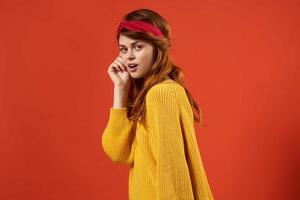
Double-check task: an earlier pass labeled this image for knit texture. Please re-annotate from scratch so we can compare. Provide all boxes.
[102,80,214,200]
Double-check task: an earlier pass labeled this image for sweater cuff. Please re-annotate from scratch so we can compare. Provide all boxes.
[109,107,128,122]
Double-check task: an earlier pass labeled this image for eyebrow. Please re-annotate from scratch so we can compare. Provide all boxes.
[119,40,142,47]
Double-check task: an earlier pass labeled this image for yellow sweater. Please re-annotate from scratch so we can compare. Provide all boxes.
[102,80,214,200]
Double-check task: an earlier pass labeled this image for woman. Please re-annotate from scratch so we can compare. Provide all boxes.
[102,8,214,200]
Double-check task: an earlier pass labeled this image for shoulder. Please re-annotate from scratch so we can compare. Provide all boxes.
[145,80,186,102]
[145,80,193,118]
[145,80,186,105]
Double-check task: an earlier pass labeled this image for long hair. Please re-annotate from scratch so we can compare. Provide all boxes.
[116,8,205,130]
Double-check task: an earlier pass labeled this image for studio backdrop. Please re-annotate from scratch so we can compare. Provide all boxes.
[0,0,299,199]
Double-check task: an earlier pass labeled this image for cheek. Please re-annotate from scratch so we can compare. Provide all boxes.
[139,50,154,66]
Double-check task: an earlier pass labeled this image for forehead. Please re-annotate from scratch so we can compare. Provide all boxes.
[118,34,143,46]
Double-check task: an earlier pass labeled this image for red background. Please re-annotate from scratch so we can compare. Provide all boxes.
[1,0,299,199]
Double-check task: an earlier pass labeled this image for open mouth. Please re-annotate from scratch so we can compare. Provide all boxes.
[128,63,138,68]
[127,64,138,72]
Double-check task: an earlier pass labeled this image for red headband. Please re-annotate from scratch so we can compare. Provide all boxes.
[117,20,164,37]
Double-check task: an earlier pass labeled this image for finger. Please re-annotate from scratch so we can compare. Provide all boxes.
[112,62,123,72]
[113,60,125,71]
[115,58,126,70]
[116,56,127,66]
[108,65,118,73]
[109,63,121,73]
[118,65,123,72]
[116,61,125,71]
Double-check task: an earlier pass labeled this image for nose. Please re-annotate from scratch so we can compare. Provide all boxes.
[126,50,135,61]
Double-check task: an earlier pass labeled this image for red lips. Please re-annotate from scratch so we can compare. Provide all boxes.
[127,63,138,68]
[127,64,138,72]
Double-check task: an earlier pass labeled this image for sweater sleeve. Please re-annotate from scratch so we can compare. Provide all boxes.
[101,107,136,166]
[146,83,196,200]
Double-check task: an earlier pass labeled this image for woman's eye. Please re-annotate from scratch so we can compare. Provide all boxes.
[119,46,142,53]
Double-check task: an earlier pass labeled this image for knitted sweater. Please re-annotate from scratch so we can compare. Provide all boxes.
[101,80,214,200]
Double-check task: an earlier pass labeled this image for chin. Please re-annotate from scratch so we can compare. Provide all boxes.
[129,73,143,79]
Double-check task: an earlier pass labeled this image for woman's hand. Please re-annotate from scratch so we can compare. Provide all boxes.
[107,53,130,88]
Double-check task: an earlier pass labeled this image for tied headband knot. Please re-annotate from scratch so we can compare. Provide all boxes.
[117,20,165,37]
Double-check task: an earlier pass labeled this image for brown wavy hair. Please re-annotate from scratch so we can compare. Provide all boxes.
[116,8,205,130]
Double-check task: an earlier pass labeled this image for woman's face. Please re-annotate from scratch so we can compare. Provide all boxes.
[118,34,155,79]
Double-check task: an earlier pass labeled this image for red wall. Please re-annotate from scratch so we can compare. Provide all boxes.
[1,0,299,199]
